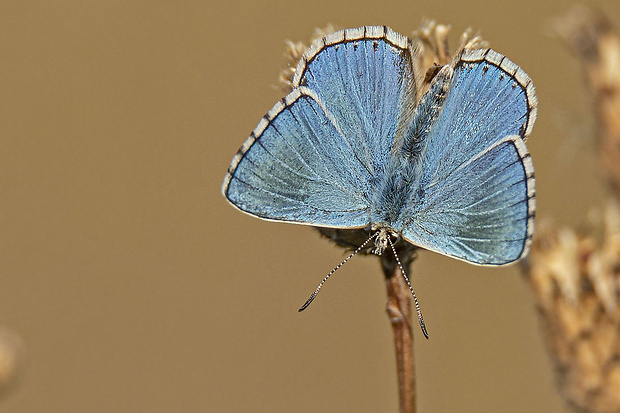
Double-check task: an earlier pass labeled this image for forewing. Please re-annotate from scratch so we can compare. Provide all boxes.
[293,26,423,176]
[420,49,537,183]
[401,49,537,265]
[222,87,372,228]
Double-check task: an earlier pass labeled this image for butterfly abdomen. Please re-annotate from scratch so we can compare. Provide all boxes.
[371,172,411,226]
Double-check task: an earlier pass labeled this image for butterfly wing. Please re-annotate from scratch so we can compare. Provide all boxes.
[400,49,537,265]
[293,26,423,180]
[223,88,371,227]
[223,26,422,228]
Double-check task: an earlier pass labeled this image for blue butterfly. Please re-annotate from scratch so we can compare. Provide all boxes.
[222,26,537,335]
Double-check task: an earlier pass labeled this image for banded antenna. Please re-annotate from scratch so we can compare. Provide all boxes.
[298,232,378,312]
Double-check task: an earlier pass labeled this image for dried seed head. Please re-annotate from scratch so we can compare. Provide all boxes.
[526,203,620,412]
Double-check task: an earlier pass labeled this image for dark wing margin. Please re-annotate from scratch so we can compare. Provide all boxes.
[457,48,538,140]
[292,25,424,94]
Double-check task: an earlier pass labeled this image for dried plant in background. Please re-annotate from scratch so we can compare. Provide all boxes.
[0,327,23,401]
[523,6,620,413]
[555,6,620,196]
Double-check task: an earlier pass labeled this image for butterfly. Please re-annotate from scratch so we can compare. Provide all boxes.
[222,26,537,335]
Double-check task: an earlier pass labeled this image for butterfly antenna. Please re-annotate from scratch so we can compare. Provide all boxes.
[299,232,377,312]
[387,236,429,339]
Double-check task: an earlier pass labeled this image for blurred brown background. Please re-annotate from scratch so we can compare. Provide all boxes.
[1,1,619,412]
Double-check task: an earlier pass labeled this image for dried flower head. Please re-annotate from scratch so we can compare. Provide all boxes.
[523,6,620,412]
[526,204,620,412]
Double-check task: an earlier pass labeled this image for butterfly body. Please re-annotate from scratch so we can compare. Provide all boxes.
[223,26,537,266]
[370,65,454,234]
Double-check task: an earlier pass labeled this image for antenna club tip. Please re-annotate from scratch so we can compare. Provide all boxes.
[298,296,315,312]
[420,322,429,339]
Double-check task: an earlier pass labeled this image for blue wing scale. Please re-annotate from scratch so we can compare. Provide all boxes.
[223,88,373,228]
[401,135,535,265]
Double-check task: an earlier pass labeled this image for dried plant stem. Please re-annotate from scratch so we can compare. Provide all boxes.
[384,262,416,413]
